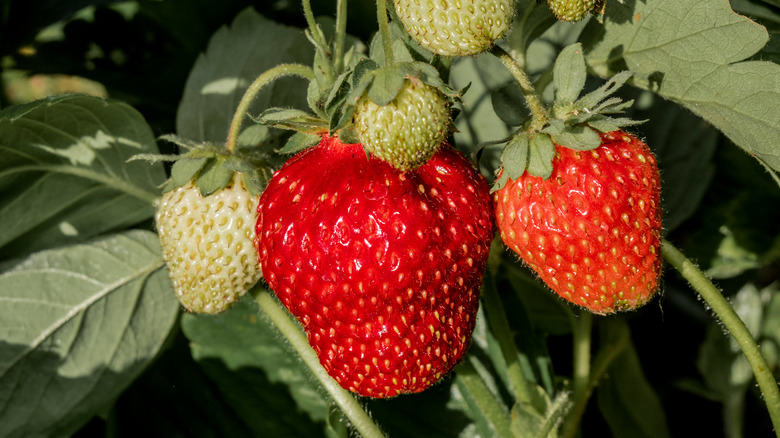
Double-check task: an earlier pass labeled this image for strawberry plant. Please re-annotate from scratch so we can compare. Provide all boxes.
[2,0,780,437]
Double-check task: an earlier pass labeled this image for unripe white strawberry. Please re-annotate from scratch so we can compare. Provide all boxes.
[394,0,515,57]
[156,173,261,314]
[354,80,450,171]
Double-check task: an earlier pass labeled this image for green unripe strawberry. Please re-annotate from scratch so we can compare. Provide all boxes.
[156,173,261,314]
[354,79,450,171]
[548,0,596,22]
[394,0,515,56]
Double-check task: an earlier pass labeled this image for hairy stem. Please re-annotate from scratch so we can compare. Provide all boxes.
[333,0,349,75]
[490,45,549,131]
[226,64,315,151]
[375,0,395,66]
[560,311,592,438]
[455,359,515,438]
[661,238,780,437]
[254,290,386,438]
[481,273,538,408]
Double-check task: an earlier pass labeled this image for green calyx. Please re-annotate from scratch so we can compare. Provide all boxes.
[132,134,273,197]
[492,43,642,191]
[345,59,458,169]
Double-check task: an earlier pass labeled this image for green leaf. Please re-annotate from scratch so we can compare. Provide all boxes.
[277,132,322,155]
[176,8,313,143]
[597,338,672,438]
[553,43,588,104]
[574,71,632,112]
[367,66,407,106]
[169,157,208,189]
[0,95,165,259]
[582,0,780,172]
[253,108,328,133]
[195,158,234,196]
[527,134,556,179]
[502,134,531,180]
[181,295,331,425]
[550,124,602,150]
[0,230,180,438]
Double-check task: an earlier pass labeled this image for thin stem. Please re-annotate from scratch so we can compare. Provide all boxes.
[490,45,549,131]
[455,359,515,438]
[561,316,630,438]
[661,238,780,437]
[375,0,395,66]
[481,273,538,408]
[333,0,348,75]
[225,64,315,151]
[560,311,592,438]
[254,291,386,438]
[508,0,538,67]
[302,0,326,48]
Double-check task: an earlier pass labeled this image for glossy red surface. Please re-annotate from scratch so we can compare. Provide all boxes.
[495,131,662,314]
[255,135,494,397]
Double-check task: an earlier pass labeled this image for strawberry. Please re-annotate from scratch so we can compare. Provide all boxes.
[548,0,597,22]
[255,135,494,397]
[156,173,262,314]
[494,131,662,314]
[394,0,515,57]
[353,79,450,171]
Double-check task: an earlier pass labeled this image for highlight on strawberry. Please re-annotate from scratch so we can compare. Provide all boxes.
[255,135,494,397]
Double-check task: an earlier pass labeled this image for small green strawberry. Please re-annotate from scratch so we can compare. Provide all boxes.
[548,0,597,22]
[494,131,662,314]
[353,79,450,171]
[156,172,262,314]
[394,0,515,56]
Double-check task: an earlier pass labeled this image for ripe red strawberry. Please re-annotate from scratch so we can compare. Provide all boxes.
[255,135,494,397]
[494,131,662,314]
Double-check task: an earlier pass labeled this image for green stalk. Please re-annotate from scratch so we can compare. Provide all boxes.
[225,63,315,151]
[489,45,549,131]
[560,311,592,438]
[661,238,780,437]
[481,274,538,407]
[333,0,349,75]
[301,0,327,49]
[375,0,395,66]
[254,291,386,438]
[455,359,515,438]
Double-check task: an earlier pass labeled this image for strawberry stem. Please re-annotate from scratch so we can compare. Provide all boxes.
[254,290,386,438]
[490,45,549,132]
[481,266,541,408]
[375,0,395,66]
[559,310,592,438]
[661,238,780,438]
[333,0,349,75]
[455,358,515,438]
[560,316,630,438]
[226,63,315,152]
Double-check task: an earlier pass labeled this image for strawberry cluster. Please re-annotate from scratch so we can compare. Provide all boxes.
[153,0,663,400]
